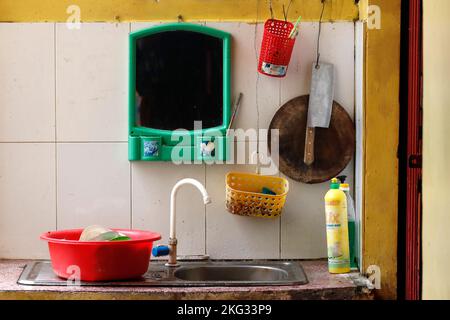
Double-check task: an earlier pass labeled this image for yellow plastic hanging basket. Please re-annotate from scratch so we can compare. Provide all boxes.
[226,172,289,218]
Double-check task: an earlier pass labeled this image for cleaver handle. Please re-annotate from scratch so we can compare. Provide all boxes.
[304,127,315,166]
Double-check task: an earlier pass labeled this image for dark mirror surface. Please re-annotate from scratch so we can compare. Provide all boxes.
[135,30,223,131]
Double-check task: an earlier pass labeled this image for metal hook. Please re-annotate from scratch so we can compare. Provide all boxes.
[315,0,326,68]
[315,54,321,69]
[268,0,274,19]
[285,0,293,21]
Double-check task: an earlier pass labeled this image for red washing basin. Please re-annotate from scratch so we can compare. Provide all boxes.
[40,229,161,282]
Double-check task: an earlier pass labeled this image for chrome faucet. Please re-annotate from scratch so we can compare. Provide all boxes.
[153,178,211,267]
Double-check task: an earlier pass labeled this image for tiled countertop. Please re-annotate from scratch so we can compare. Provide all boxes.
[0,260,373,300]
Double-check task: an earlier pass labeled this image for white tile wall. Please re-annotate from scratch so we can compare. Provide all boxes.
[0,143,55,259]
[0,24,55,142]
[0,22,356,260]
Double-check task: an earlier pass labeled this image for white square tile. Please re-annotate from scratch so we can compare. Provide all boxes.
[56,23,129,142]
[131,22,161,32]
[254,24,283,131]
[281,22,355,115]
[57,143,130,229]
[319,23,355,117]
[206,22,258,131]
[280,178,328,259]
[228,140,260,166]
[0,143,56,259]
[205,164,280,259]
[277,22,356,259]
[0,23,55,142]
[280,163,354,259]
[280,22,317,103]
[132,162,206,256]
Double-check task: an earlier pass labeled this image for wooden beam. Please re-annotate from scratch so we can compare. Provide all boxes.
[0,0,359,22]
[363,0,401,300]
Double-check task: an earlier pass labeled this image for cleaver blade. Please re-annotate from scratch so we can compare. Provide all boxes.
[304,62,335,166]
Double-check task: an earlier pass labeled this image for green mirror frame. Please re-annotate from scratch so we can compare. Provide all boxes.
[128,23,231,162]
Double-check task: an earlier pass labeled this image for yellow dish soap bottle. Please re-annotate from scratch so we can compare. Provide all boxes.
[324,178,351,274]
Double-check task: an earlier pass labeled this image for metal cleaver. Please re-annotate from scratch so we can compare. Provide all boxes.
[304,62,335,165]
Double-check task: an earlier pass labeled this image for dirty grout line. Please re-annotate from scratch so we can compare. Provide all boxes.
[55,143,58,231]
[55,141,129,143]
[0,141,128,144]
[54,23,57,143]
[204,164,207,255]
[279,79,282,259]
[0,141,56,144]
[130,162,133,229]
[54,22,58,231]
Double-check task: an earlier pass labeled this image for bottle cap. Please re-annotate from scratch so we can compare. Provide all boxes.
[330,178,340,190]
[337,175,347,183]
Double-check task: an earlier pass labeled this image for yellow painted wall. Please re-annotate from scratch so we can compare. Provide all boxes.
[422,0,450,300]
[363,0,400,300]
[0,0,359,22]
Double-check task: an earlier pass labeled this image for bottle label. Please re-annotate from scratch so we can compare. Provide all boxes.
[325,203,350,269]
[261,62,287,76]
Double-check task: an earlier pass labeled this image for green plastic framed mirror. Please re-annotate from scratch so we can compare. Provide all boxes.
[128,23,231,162]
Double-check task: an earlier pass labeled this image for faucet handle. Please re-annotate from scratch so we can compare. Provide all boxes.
[152,245,170,257]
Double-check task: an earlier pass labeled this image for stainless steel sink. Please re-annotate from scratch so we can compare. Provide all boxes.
[18,260,308,286]
[175,264,292,283]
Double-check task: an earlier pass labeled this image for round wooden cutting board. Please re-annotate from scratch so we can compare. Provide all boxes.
[268,95,355,184]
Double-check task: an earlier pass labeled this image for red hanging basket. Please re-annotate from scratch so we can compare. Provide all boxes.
[258,19,297,78]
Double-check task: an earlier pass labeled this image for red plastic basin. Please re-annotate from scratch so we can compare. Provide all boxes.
[40,229,161,282]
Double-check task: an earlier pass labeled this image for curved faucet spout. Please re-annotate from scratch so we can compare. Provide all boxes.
[167,178,211,267]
